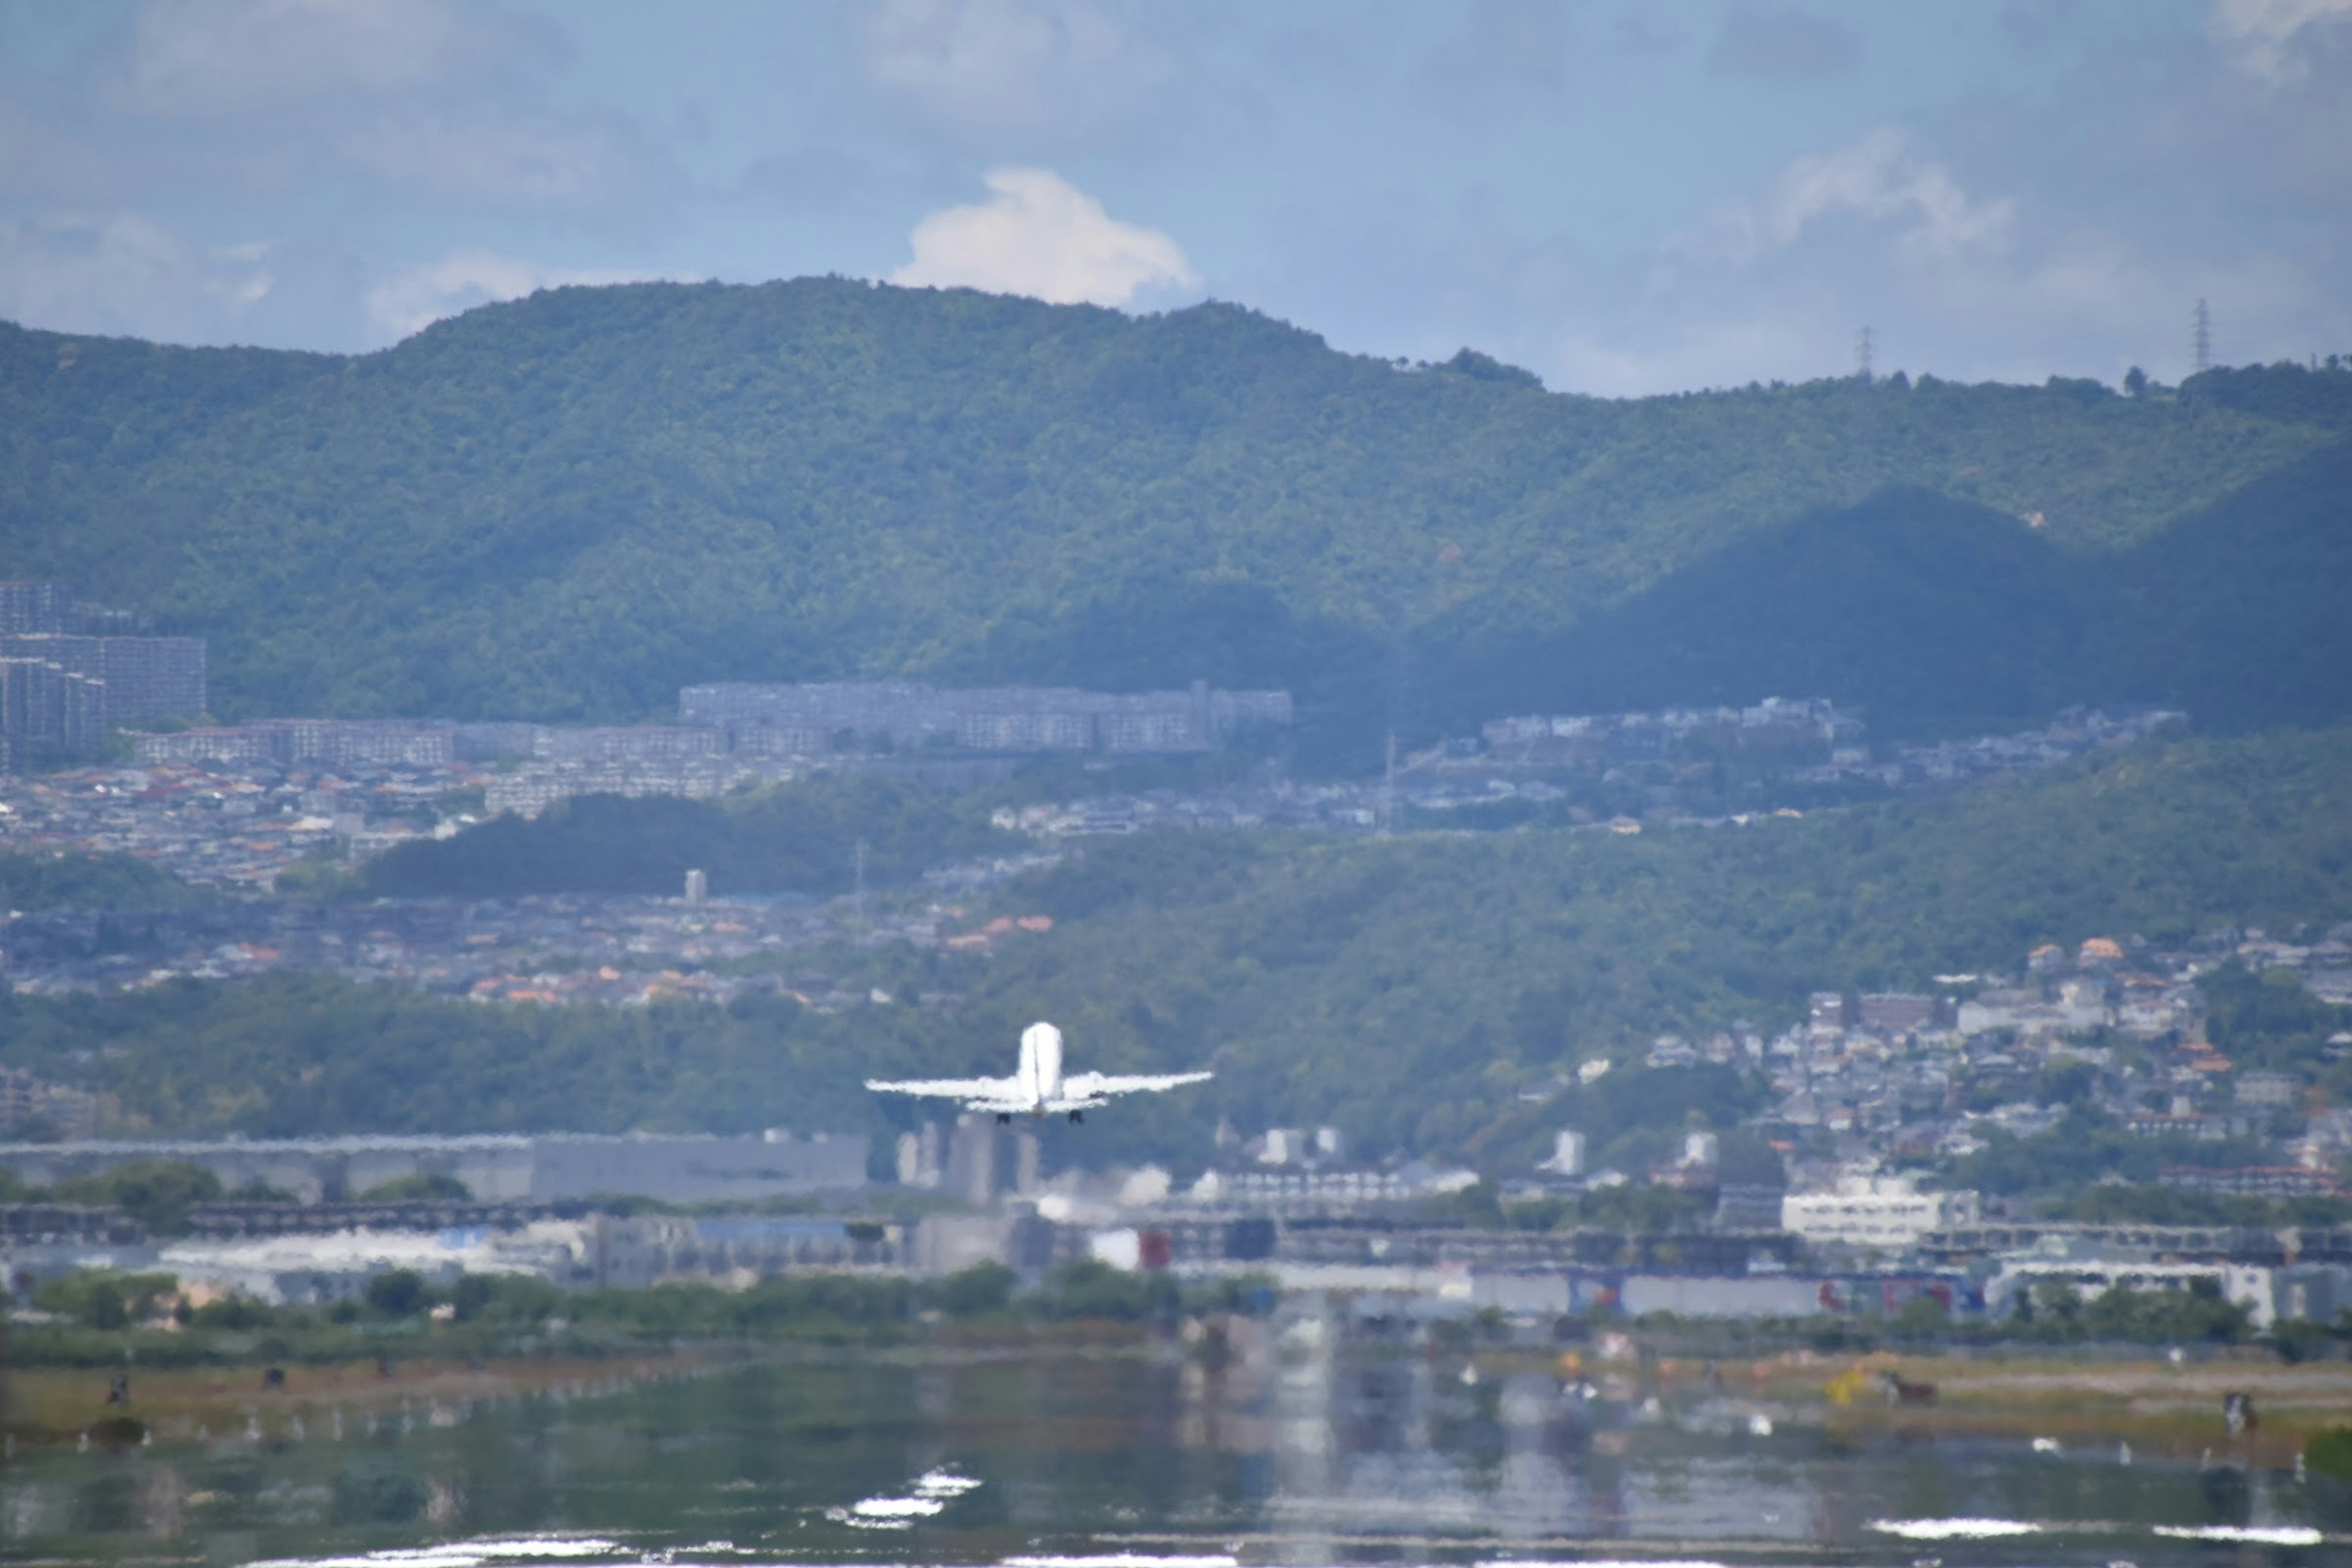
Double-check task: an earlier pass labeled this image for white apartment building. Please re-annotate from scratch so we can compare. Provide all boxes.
[1780,1172,1980,1249]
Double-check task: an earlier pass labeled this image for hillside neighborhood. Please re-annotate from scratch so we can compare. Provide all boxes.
[2,595,2348,1340]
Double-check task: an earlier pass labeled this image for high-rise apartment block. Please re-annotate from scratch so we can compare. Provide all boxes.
[0,581,160,638]
[134,718,453,769]
[533,726,725,764]
[0,656,106,772]
[0,634,209,723]
[0,582,208,770]
[0,582,77,635]
[679,679,1292,756]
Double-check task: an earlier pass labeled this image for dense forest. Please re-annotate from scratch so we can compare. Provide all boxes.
[0,851,206,913]
[4,728,2345,1183]
[4,284,2350,768]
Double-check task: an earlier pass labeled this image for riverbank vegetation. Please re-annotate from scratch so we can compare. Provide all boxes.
[3,1260,1272,1371]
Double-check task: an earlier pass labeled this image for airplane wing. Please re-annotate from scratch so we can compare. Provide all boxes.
[864,1076,1018,1101]
[1061,1070,1215,1099]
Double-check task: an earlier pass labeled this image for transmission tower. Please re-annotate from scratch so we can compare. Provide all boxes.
[2193,299,2211,375]
[1855,325,1874,382]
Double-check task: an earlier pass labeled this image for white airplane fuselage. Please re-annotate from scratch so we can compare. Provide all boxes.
[1014,1020,1068,1112]
[862,1020,1213,1123]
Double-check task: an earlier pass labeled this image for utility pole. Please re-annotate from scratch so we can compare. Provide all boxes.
[1848,326,1877,505]
[2193,299,2211,376]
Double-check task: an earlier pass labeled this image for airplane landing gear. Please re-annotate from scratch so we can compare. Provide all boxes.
[1068,1109,1084,1124]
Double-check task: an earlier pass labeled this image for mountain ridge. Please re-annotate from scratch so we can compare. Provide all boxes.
[4,280,2348,766]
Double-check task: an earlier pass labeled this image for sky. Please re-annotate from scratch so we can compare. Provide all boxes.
[1,0,2348,395]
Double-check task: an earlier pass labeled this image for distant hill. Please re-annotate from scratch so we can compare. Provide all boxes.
[951,725,2352,1166]
[1434,450,2352,739]
[3,284,2348,767]
[6,726,2347,1166]
[361,774,1011,900]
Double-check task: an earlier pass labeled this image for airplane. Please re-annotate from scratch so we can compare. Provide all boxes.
[865,1021,1212,1123]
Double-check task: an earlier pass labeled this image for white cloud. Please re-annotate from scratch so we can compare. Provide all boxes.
[110,0,538,118]
[891,167,1196,307]
[864,0,1118,124]
[1902,232,2335,374]
[2209,0,2352,80]
[1704,127,2014,266]
[0,210,273,339]
[364,248,653,341]
[1564,185,2340,397]
[1555,312,1845,398]
[1542,107,2352,396]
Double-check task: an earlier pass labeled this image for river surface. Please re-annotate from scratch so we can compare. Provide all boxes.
[1,1335,2343,1566]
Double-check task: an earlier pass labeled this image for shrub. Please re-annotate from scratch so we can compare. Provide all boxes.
[364,1269,432,1317]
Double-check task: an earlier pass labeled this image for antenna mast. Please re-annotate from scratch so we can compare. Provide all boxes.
[2193,300,2211,375]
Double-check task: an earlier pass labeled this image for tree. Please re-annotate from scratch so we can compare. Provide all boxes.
[364,1268,431,1317]
[930,1262,1016,1317]
[2082,1278,2248,1343]
[33,1268,179,1330]
[48,1160,223,1235]
[358,1173,474,1203]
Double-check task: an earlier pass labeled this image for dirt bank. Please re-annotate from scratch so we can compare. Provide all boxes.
[0,1351,709,1450]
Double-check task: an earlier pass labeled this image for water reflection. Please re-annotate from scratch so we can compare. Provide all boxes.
[0,1322,2343,1566]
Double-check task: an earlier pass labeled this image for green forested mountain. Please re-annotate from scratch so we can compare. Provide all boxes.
[361,774,1011,900]
[4,284,2349,769]
[940,726,2352,1165]
[6,728,2346,1169]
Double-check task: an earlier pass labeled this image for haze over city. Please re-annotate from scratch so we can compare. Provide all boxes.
[3,4,2352,1562]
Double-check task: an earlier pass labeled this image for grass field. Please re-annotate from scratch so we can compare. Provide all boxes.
[0,1352,706,1451]
[1526,1346,2352,1468]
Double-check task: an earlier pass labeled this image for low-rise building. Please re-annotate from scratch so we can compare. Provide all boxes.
[1988,1250,2279,1329]
[1781,1172,1980,1250]
[2234,1071,2301,1111]
[0,1131,869,1206]
[2160,1164,2340,1199]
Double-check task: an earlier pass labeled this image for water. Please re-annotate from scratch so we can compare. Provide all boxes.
[1,1339,2341,1566]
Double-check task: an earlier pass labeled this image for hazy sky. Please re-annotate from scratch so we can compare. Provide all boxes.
[2,0,2347,393]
